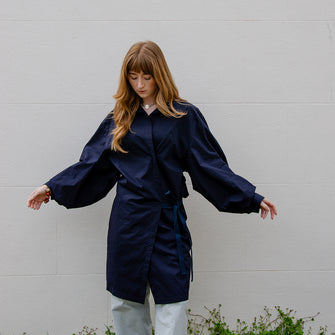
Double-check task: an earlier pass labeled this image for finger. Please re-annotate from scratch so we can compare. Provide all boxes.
[261,203,269,219]
[273,205,278,216]
[270,207,275,219]
[262,207,266,219]
[27,195,34,207]
[261,207,268,220]
[268,203,277,219]
[33,200,41,210]
[271,206,278,219]
[267,201,277,213]
[263,209,268,219]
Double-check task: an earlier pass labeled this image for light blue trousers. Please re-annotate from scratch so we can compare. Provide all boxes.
[110,285,188,335]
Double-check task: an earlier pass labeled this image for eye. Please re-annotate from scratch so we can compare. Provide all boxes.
[144,75,152,80]
[129,76,137,80]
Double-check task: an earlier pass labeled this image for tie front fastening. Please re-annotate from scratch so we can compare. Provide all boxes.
[162,200,193,280]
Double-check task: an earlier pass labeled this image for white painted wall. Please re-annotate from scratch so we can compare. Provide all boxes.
[1,1,334,334]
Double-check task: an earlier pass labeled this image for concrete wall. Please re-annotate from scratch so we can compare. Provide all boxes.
[1,1,334,334]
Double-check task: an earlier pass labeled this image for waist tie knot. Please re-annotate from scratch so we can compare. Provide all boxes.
[162,200,193,280]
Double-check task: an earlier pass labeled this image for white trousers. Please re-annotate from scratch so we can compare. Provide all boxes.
[110,286,188,335]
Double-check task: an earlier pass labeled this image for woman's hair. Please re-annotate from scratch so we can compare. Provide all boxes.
[111,41,186,153]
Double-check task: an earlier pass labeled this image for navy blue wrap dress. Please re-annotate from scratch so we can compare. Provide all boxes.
[46,102,264,304]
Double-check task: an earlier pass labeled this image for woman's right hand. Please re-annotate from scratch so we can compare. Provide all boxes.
[27,185,51,210]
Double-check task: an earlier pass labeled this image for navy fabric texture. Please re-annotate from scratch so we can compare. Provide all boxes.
[46,102,264,304]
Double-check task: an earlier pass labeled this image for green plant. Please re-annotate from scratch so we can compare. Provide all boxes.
[11,307,328,335]
[104,325,115,335]
[187,305,327,335]
[72,326,98,335]
[72,325,115,335]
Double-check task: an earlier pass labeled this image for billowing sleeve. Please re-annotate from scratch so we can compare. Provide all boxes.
[185,107,263,214]
[45,115,120,209]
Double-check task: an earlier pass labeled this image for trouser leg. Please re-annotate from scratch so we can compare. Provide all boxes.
[155,300,188,335]
[110,286,152,335]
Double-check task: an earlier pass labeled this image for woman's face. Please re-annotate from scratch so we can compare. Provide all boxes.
[128,71,157,103]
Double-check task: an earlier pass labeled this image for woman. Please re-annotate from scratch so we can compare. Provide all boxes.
[27,41,277,335]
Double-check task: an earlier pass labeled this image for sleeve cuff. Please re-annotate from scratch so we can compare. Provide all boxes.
[44,182,54,200]
[250,192,264,213]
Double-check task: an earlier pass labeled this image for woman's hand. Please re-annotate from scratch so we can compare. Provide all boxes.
[27,185,50,210]
[260,198,277,220]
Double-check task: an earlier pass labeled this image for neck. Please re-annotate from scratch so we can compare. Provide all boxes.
[142,99,155,105]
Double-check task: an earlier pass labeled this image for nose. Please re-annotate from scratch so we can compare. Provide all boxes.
[137,78,145,89]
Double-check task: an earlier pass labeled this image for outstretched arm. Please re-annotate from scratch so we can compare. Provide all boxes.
[27,185,51,210]
[260,198,277,220]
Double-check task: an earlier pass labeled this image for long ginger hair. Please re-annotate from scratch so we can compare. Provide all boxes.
[111,41,186,153]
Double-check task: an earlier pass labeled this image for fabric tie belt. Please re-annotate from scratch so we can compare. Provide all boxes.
[162,200,193,280]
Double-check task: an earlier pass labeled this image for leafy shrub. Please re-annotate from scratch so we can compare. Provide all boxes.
[72,325,115,335]
[14,306,327,335]
[187,305,327,335]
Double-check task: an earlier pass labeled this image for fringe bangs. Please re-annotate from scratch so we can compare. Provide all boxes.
[126,52,154,76]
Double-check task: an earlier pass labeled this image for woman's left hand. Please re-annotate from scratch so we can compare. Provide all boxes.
[260,198,277,220]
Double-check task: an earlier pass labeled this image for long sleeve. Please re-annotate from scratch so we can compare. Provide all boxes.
[46,115,120,209]
[185,107,263,213]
